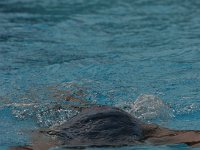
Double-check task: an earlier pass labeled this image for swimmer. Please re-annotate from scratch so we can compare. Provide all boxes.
[9,97,200,150]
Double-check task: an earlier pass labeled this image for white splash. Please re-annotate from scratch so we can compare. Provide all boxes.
[121,94,174,123]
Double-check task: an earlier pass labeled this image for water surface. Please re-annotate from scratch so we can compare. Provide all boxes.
[0,0,200,149]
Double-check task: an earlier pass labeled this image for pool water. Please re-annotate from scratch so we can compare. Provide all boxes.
[0,0,200,149]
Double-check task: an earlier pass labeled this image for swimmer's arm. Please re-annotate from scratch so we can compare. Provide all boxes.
[9,146,33,150]
[143,124,200,147]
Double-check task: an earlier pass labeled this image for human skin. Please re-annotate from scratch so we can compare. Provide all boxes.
[10,105,200,150]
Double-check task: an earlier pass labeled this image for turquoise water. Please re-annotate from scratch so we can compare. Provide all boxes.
[0,0,200,149]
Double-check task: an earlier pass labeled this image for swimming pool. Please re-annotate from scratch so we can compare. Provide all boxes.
[0,0,200,149]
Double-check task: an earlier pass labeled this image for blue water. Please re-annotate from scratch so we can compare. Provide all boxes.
[0,0,200,149]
